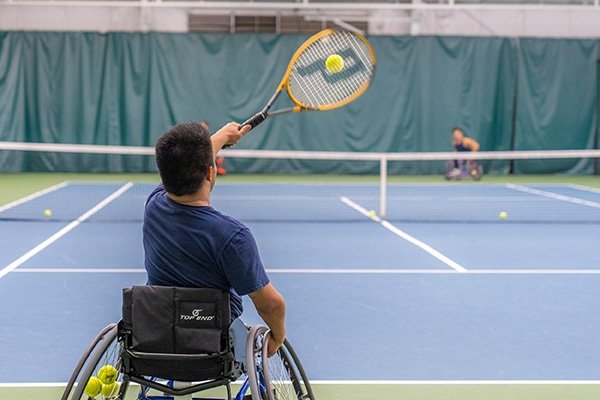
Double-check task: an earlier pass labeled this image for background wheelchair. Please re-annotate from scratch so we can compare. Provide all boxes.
[61,286,315,400]
[444,160,483,181]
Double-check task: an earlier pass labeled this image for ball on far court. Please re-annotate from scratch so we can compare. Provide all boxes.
[368,210,376,217]
[325,54,344,73]
[499,211,507,219]
[84,376,103,398]
[43,209,52,217]
[97,364,118,385]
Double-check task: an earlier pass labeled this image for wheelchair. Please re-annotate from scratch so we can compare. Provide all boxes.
[61,286,315,400]
[444,159,483,181]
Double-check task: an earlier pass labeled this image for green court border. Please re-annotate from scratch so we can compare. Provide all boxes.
[1,382,600,400]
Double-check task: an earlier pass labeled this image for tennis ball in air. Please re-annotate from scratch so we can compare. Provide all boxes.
[43,209,52,217]
[325,54,344,73]
[101,382,120,398]
[97,364,118,385]
[499,211,507,219]
[84,376,103,398]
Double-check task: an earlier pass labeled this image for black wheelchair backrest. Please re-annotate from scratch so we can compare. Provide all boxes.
[122,285,231,356]
[120,286,235,382]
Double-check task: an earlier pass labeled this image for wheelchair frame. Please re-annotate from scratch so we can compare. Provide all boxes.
[61,322,315,400]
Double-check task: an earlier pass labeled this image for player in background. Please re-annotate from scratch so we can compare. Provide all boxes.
[452,127,480,153]
[445,127,483,180]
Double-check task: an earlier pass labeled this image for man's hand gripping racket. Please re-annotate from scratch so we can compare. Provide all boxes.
[225,29,376,147]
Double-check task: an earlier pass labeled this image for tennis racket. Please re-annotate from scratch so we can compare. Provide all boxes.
[235,28,376,137]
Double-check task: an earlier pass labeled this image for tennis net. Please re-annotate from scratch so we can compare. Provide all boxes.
[1,141,599,224]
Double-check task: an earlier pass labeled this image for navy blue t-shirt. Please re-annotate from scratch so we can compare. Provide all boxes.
[142,185,269,320]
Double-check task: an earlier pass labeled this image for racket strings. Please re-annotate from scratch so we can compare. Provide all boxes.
[293,47,338,107]
[292,42,348,106]
[290,39,338,107]
[288,30,375,109]
[329,32,373,97]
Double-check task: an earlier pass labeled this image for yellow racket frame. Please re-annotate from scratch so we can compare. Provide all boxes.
[279,29,377,112]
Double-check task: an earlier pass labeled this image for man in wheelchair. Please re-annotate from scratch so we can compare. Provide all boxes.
[445,127,483,180]
[62,122,314,400]
[145,121,286,360]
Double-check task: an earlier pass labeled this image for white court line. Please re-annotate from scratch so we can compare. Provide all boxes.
[0,182,134,280]
[13,268,600,275]
[271,268,600,274]
[14,268,146,273]
[568,183,600,195]
[2,380,600,388]
[340,196,468,273]
[310,380,600,385]
[0,181,69,213]
[506,183,600,209]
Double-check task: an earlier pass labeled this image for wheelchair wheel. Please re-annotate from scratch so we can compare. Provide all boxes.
[62,324,116,400]
[65,324,129,400]
[246,326,316,400]
[262,333,316,400]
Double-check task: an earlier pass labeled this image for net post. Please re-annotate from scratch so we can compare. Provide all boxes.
[379,156,387,218]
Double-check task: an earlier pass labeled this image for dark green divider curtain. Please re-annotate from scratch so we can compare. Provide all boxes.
[0,32,597,174]
[514,38,598,173]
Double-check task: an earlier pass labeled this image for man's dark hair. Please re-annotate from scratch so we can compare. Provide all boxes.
[155,122,213,196]
[452,127,464,134]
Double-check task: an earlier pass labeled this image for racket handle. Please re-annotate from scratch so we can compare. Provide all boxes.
[222,112,267,149]
[240,111,267,130]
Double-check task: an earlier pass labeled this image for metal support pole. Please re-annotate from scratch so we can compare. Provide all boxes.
[379,157,387,219]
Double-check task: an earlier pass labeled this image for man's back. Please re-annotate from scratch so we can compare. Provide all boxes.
[143,184,269,320]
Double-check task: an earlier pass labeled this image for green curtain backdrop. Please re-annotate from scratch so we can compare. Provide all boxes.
[0,32,597,174]
[514,38,598,173]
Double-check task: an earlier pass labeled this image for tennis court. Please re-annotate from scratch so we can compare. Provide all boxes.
[1,171,599,399]
[2,10,600,399]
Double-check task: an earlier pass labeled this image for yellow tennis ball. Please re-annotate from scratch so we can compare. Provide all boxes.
[499,211,507,219]
[368,210,376,217]
[97,364,118,385]
[101,382,119,398]
[325,54,344,73]
[84,376,103,398]
[43,209,52,217]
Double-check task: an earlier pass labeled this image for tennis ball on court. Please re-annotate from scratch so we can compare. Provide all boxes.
[368,210,376,217]
[499,211,507,219]
[97,364,118,385]
[84,376,103,398]
[325,54,344,73]
[43,209,52,217]
[101,382,119,398]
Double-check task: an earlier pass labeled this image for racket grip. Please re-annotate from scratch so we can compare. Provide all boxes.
[240,111,267,130]
[222,112,267,149]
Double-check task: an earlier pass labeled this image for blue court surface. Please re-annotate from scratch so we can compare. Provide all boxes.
[0,181,599,384]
